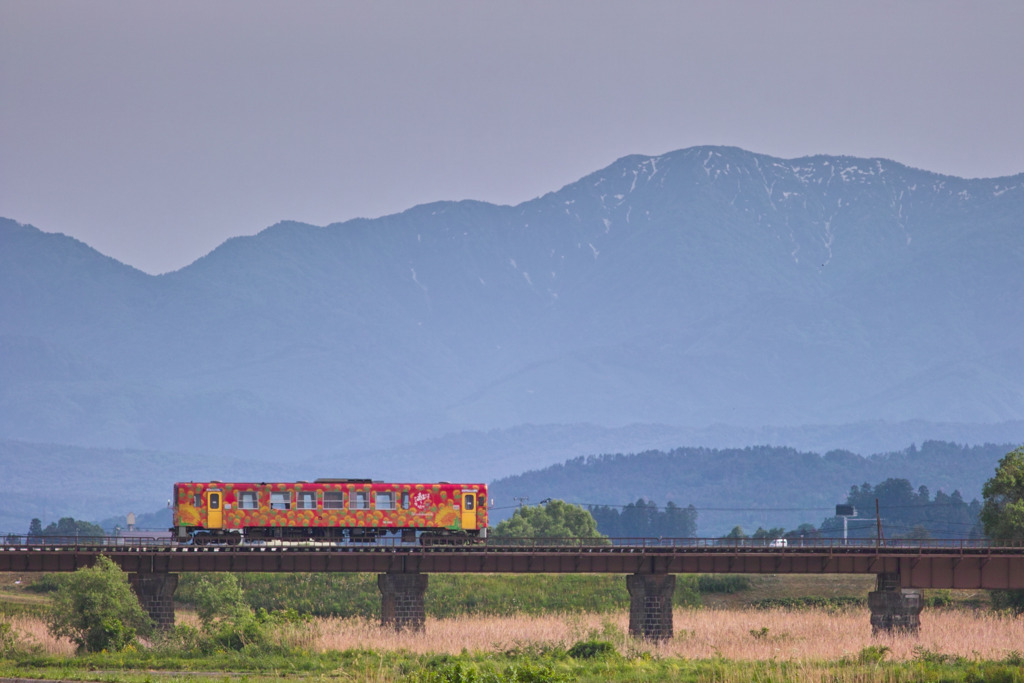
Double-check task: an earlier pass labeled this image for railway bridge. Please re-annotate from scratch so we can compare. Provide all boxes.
[3,537,1022,639]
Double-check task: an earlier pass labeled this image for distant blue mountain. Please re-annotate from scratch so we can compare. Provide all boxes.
[2,146,1023,478]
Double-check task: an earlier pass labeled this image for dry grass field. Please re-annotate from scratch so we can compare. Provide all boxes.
[3,572,1019,672]
[295,608,1024,661]
[6,600,1022,663]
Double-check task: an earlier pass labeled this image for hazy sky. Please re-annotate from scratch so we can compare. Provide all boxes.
[2,1,1022,274]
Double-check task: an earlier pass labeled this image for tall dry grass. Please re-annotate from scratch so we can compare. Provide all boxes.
[6,607,1023,662]
[310,607,1024,661]
[2,613,75,656]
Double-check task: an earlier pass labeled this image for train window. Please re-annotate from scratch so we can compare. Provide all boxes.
[297,491,316,510]
[194,494,202,508]
[375,491,396,510]
[270,492,292,510]
[464,495,474,510]
[401,491,410,510]
[352,490,369,510]
[238,491,258,510]
[324,491,344,509]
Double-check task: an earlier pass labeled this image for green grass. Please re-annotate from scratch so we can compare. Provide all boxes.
[175,572,724,618]
[1,645,1022,682]
[751,596,865,610]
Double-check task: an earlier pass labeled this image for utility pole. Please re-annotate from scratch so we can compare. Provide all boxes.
[514,496,529,509]
[875,498,884,547]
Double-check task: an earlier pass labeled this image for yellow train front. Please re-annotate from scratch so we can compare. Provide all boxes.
[171,478,488,545]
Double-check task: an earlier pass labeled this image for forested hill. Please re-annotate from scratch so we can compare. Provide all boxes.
[488,441,1012,536]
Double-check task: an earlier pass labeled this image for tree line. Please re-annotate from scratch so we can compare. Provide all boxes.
[25,517,104,541]
[588,499,697,538]
[817,478,983,540]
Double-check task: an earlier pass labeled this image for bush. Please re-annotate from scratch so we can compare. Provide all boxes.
[24,573,63,594]
[567,639,617,659]
[925,589,954,608]
[45,555,152,652]
[991,589,1024,615]
[191,574,249,625]
[751,596,863,611]
[206,611,270,652]
[858,645,890,664]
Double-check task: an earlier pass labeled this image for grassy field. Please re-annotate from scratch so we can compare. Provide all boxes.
[2,571,1020,682]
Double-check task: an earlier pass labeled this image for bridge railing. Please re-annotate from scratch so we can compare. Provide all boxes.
[2,534,1022,552]
[482,536,1024,551]
[1,534,172,549]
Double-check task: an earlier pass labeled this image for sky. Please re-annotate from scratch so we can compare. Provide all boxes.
[2,1,1022,275]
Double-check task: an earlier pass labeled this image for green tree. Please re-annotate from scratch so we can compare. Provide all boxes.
[491,500,608,544]
[752,527,786,541]
[661,501,698,538]
[43,517,104,538]
[192,574,250,626]
[588,499,698,538]
[784,523,820,542]
[187,573,271,651]
[980,446,1024,614]
[46,555,152,652]
[980,446,1024,542]
[28,517,104,540]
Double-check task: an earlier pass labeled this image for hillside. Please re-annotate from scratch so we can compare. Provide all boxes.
[489,441,1011,536]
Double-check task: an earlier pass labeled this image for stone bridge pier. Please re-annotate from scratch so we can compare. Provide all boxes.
[868,573,923,635]
[626,573,675,640]
[378,572,428,631]
[129,572,179,630]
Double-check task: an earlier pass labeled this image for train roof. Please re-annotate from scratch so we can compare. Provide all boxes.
[174,480,487,486]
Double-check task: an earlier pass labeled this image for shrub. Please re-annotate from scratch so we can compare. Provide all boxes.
[751,596,863,611]
[191,574,249,625]
[858,645,890,664]
[24,573,63,594]
[991,589,1024,615]
[567,638,617,659]
[925,589,954,607]
[45,555,152,653]
[913,646,965,665]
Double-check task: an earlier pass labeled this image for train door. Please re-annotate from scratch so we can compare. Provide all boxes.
[461,491,477,530]
[206,490,223,529]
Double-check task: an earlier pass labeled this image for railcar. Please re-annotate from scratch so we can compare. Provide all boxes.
[171,479,488,545]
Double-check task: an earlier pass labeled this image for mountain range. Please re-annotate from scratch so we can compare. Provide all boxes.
[2,146,1023,527]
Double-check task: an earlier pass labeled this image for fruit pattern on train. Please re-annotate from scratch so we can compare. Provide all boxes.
[172,480,487,542]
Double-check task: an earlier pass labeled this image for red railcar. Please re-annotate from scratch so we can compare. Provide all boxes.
[172,479,488,544]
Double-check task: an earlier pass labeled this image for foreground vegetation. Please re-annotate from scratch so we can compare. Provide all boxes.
[2,607,1024,682]
[5,567,1021,681]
